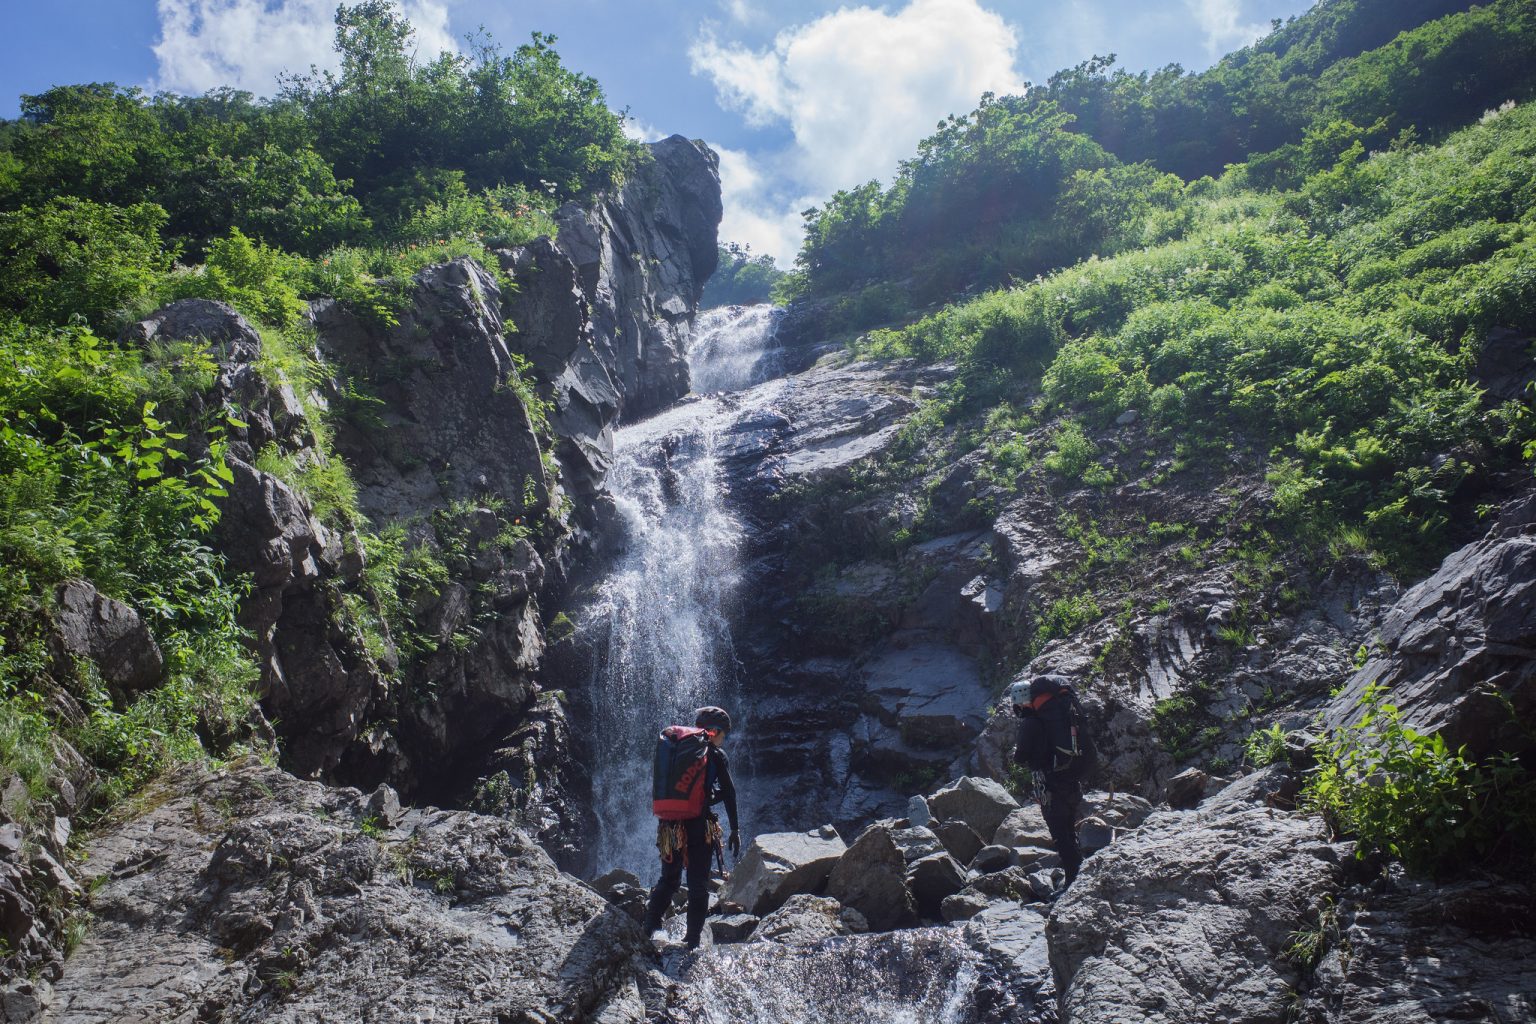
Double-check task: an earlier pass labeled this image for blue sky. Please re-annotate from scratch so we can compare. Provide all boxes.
[2,1,1315,263]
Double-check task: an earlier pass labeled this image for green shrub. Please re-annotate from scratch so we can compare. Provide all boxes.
[1042,420,1112,485]
[0,319,260,816]
[1244,722,1288,767]
[1303,685,1536,876]
[160,227,307,328]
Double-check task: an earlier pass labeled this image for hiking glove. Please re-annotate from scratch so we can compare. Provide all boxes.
[728,831,741,858]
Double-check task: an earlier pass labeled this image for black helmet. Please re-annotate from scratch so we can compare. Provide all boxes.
[694,706,732,733]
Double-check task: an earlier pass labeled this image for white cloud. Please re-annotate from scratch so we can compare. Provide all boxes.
[152,0,459,96]
[692,0,1024,194]
[1186,0,1269,59]
[721,0,766,26]
[622,116,668,143]
[712,145,812,267]
[691,0,1026,261]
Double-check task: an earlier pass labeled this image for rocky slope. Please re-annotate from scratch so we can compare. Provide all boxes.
[7,133,1534,1022]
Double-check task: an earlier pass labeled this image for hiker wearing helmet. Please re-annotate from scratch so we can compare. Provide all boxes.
[642,705,740,949]
[1010,674,1096,887]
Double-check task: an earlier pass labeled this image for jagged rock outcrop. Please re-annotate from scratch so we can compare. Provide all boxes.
[552,135,721,421]
[314,258,551,523]
[1326,492,1536,758]
[48,580,162,696]
[38,762,653,1023]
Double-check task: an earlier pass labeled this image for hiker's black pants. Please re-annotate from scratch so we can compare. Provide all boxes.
[1043,777,1083,884]
[643,816,711,943]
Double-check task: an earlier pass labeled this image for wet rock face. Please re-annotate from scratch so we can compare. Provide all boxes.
[750,894,869,946]
[1300,877,1536,1023]
[1326,499,1536,758]
[659,924,1055,1024]
[42,763,652,1024]
[1048,804,1342,1024]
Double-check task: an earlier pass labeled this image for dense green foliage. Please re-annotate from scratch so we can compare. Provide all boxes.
[0,318,256,818]
[701,243,785,308]
[1304,686,1536,876]
[0,4,630,261]
[783,0,1536,320]
[0,1,625,338]
[0,2,625,818]
[861,101,1536,570]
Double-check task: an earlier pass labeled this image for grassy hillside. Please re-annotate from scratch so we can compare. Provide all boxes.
[779,0,1536,325]
[859,100,1536,572]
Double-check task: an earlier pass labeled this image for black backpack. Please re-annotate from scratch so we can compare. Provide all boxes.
[1041,687,1097,781]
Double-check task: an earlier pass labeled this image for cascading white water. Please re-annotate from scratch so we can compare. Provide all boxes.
[688,305,783,394]
[583,304,782,873]
[676,929,986,1024]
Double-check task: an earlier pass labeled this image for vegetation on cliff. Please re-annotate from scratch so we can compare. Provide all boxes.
[773,0,1536,878]
[779,0,1536,321]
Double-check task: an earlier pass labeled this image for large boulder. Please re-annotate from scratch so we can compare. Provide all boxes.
[49,580,163,694]
[926,777,1019,844]
[42,762,652,1023]
[1048,804,1342,1023]
[826,824,918,932]
[907,852,967,918]
[750,894,868,946]
[718,826,846,917]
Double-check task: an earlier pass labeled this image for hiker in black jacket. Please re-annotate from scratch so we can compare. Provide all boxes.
[642,705,739,949]
[1012,674,1095,886]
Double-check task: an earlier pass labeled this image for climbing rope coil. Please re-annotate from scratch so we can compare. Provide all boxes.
[656,816,724,865]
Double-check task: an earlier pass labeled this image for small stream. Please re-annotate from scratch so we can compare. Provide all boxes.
[676,929,984,1024]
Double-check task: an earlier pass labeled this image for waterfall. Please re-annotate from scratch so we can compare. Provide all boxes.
[583,304,781,874]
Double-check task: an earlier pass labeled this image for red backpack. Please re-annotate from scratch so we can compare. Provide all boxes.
[652,725,711,820]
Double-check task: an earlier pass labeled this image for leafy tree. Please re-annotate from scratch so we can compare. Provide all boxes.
[702,243,785,307]
[0,197,172,330]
